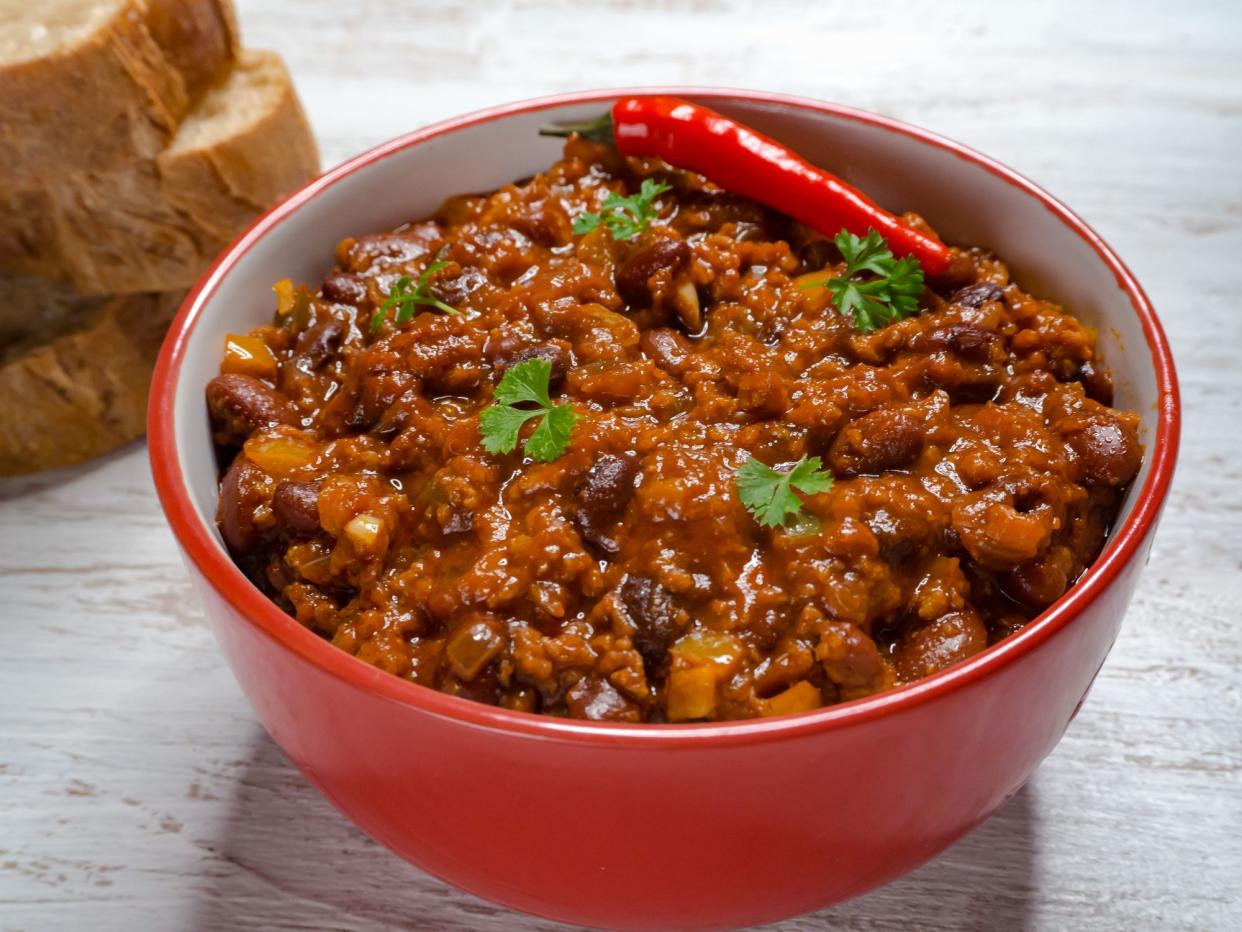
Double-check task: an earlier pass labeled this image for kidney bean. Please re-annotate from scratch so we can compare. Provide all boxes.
[483,332,525,365]
[498,341,569,391]
[294,319,345,370]
[564,676,641,722]
[1066,416,1141,487]
[617,575,684,671]
[950,496,1052,571]
[866,507,932,563]
[640,327,693,374]
[815,621,888,692]
[512,201,573,248]
[829,408,925,477]
[1002,546,1073,609]
[320,271,368,305]
[206,374,295,446]
[1077,359,1114,406]
[615,239,690,306]
[273,480,322,535]
[342,225,440,270]
[217,458,269,554]
[921,322,1001,362]
[433,267,489,308]
[893,609,988,681]
[949,282,1005,308]
[574,453,640,554]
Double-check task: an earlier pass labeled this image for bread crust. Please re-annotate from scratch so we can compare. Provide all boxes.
[145,0,240,101]
[0,50,319,295]
[0,288,183,476]
[0,0,239,188]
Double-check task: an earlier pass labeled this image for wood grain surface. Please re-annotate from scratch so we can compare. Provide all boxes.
[2,1,1240,929]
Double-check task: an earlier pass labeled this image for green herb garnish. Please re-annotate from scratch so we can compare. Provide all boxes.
[814,228,925,333]
[735,454,834,528]
[479,358,576,462]
[573,179,670,241]
[370,256,458,332]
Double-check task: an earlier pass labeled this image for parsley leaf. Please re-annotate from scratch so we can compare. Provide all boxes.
[735,455,834,528]
[477,405,533,456]
[492,358,554,407]
[370,256,458,333]
[818,229,925,333]
[836,228,898,277]
[573,178,670,241]
[479,358,576,462]
[525,404,577,462]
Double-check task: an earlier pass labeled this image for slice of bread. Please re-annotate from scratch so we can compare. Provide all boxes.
[0,0,239,187]
[0,277,182,476]
[0,275,100,361]
[0,49,320,295]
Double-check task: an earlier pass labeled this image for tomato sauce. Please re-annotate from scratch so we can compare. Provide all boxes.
[207,137,1141,722]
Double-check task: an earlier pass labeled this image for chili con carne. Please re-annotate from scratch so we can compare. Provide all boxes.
[206,134,1142,723]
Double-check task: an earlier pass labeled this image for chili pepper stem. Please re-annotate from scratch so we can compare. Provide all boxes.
[538,113,615,145]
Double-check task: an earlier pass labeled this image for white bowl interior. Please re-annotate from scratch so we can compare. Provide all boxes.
[173,96,1160,551]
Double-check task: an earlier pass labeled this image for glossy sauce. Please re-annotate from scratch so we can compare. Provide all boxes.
[207,137,1142,722]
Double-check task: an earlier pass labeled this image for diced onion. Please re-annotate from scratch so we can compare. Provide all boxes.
[344,513,385,556]
[670,630,742,669]
[666,666,718,721]
[761,681,822,717]
[273,278,296,316]
[445,618,504,680]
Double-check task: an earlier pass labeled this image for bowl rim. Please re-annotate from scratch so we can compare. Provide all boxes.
[148,86,1180,748]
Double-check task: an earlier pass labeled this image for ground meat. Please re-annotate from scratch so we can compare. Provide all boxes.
[210,136,1141,722]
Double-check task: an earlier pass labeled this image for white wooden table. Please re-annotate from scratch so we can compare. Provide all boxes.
[3,1,1240,929]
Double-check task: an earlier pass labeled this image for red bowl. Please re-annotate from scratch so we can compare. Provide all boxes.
[149,89,1179,930]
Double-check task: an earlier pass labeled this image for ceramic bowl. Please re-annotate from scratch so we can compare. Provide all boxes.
[149,89,1179,930]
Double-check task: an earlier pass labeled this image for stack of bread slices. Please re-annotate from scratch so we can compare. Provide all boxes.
[0,0,319,475]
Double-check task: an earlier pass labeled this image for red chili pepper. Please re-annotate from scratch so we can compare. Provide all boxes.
[541,96,952,275]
